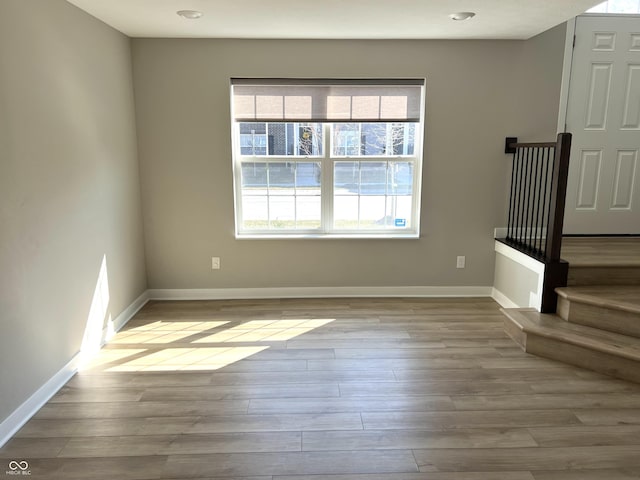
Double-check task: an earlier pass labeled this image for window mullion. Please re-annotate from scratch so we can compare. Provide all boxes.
[266,160,272,230]
[322,123,332,233]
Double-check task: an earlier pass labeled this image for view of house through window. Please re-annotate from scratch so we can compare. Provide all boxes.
[230,79,425,237]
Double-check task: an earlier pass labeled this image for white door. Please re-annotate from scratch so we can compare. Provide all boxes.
[564,15,640,234]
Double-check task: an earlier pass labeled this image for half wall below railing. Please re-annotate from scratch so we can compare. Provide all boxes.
[497,133,572,313]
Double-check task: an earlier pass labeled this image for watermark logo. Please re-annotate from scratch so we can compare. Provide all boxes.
[6,461,30,476]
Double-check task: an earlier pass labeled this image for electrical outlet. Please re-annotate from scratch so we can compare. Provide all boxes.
[211,257,221,270]
[456,256,466,269]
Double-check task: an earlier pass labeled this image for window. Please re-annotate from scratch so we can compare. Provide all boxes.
[230,78,425,238]
[588,0,640,13]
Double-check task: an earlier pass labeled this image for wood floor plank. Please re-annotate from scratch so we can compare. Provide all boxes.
[273,474,536,480]
[528,425,640,447]
[532,469,640,479]
[247,396,455,414]
[573,409,640,425]
[49,386,145,403]
[527,379,640,394]
[140,382,340,401]
[302,428,537,450]
[307,357,572,371]
[57,432,302,457]
[361,410,580,430]
[243,348,335,360]
[10,456,167,479]
[452,393,640,411]
[286,339,447,349]
[34,399,249,419]
[15,416,200,438]
[165,432,302,454]
[187,413,363,433]
[58,435,174,457]
[333,347,501,359]
[0,437,68,458]
[69,369,396,387]
[163,450,419,477]
[393,368,588,382]
[339,380,536,396]
[413,446,640,472]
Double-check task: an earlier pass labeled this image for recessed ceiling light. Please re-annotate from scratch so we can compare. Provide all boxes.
[177,10,203,20]
[449,12,476,21]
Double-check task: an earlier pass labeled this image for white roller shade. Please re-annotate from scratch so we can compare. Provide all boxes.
[231,78,424,123]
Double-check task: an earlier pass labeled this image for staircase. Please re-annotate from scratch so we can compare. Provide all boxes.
[502,237,640,383]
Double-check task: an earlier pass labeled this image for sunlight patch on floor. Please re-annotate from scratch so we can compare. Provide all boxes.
[194,318,335,343]
[104,346,269,372]
[85,317,335,372]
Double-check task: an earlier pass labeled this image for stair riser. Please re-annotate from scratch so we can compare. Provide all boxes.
[525,334,640,384]
[504,318,527,349]
[568,267,640,286]
[557,297,640,339]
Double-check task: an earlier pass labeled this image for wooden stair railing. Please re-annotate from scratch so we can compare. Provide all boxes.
[500,132,572,313]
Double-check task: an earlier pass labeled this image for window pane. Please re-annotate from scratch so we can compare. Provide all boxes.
[297,196,321,228]
[296,162,321,194]
[240,123,268,155]
[242,195,269,230]
[241,162,268,192]
[334,161,359,195]
[332,123,417,157]
[388,161,413,195]
[360,123,387,155]
[392,124,415,156]
[268,162,295,195]
[359,196,387,228]
[296,124,323,156]
[239,122,323,156]
[360,162,387,195]
[334,196,359,229]
[332,123,360,156]
[269,196,295,228]
[386,196,412,229]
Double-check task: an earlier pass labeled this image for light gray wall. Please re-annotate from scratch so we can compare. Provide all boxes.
[0,0,147,424]
[133,25,566,291]
[519,24,570,139]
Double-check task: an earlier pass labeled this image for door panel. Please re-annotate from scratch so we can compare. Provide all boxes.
[611,149,637,208]
[564,15,640,234]
[577,150,602,209]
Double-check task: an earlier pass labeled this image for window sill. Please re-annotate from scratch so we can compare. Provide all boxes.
[235,232,420,240]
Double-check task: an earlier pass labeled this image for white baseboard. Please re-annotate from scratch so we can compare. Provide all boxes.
[148,286,493,300]
[0,290,150,449]
[0,354,79,449]
[491,287,520,309]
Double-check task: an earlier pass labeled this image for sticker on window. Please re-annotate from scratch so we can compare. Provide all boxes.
[394,218,407,227]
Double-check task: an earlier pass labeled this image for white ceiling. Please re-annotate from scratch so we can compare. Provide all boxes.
[66,0,602,40]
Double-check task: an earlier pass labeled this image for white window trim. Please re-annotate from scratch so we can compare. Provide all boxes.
[230,82,425,240]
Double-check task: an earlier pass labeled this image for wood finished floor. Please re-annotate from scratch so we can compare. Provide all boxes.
[2,297,640,479]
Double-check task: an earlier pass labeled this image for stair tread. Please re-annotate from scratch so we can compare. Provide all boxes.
[556,285,640,314]
[502,308,640,361]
